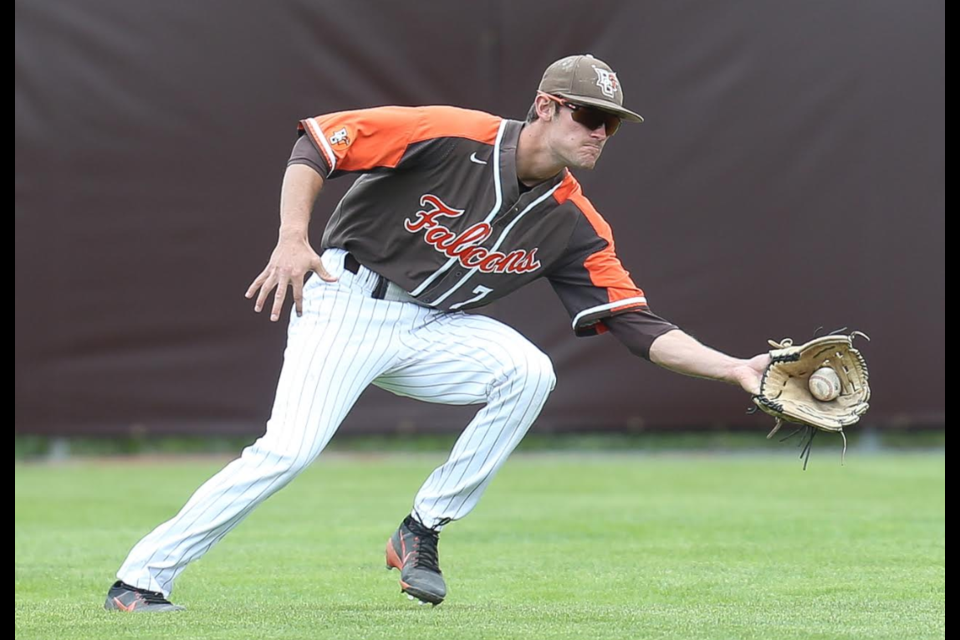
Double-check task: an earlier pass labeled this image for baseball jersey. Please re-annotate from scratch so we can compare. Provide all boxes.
[293,105,677,351]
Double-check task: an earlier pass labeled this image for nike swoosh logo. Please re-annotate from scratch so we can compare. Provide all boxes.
[469,152,487,165]
[114,596,140,611]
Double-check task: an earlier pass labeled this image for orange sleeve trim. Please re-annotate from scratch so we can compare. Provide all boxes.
[300,118,337,172]
[565,185,646,305]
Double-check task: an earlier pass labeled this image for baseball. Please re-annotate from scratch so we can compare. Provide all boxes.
[809,367,842,401]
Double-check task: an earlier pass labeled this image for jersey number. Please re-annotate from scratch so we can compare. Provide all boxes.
[449,285,494,310]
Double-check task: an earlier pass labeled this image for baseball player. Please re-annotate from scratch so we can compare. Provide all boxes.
[105,54,770,611]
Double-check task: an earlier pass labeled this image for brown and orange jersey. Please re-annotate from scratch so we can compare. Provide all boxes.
[293,105,676,352]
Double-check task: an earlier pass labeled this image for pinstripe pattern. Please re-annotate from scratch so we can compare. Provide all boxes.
[116,249,555,596]
[375,312,556,528]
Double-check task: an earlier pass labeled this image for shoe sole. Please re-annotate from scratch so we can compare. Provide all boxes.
[104,598,185,612]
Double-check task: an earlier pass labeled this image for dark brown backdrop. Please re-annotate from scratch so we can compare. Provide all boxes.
[16,0,944,435]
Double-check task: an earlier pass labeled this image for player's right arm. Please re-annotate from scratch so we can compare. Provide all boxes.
[244,163,334,321]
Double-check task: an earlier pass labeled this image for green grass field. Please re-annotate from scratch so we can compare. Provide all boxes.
[16,452,944,640]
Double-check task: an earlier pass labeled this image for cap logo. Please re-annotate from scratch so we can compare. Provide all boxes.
[593,67,619,99]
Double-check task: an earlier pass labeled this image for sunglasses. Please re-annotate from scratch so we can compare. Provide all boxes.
[540,93,622,137]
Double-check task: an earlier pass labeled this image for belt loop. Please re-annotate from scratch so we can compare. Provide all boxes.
[372,276,388,300]
[344,253,387,300]
[344,253,361,275]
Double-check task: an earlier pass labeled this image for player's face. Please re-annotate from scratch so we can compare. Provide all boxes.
[545,98,619,170]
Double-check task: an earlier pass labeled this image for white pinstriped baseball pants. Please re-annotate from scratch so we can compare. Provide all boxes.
[117,248,556,596]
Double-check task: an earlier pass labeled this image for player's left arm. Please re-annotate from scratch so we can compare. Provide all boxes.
[645,329,770,395]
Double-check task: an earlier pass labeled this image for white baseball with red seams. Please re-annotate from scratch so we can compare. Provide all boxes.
[809,367,841,401]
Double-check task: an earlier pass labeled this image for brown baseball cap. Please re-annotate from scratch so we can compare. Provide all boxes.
[538,54,643,123]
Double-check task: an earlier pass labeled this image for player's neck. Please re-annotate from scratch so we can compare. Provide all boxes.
[516,123,566,187]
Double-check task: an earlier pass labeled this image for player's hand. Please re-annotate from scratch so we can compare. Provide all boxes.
[729,353,771,395]
[244,236,337,321]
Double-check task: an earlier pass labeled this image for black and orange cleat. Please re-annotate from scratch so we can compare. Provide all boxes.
[103,580,185,612]
[385,515,447,605]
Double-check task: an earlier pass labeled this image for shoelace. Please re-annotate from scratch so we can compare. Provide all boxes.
[139,589,174,605]
[121,584,173,605]
[407,520,442,573]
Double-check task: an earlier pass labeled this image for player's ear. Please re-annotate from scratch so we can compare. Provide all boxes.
[533,94,556,123]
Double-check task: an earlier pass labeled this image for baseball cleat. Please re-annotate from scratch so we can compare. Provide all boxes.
[103,580,185,612]
[385,515,447,605]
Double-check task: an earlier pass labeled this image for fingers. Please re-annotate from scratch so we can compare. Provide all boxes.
[292,273,305,317]
[253,271,278,315]
[247,267,289,321]
[246,252,332,321]
[289,257,338,317]
[244,266,270,300]
[270,271,291,321]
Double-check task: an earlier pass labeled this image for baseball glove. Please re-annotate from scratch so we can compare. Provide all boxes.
[750,330,871,469]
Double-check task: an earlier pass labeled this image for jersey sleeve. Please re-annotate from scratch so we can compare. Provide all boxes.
[547,182,655,337]
[297,106,501,179]
[286,132,327,176]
